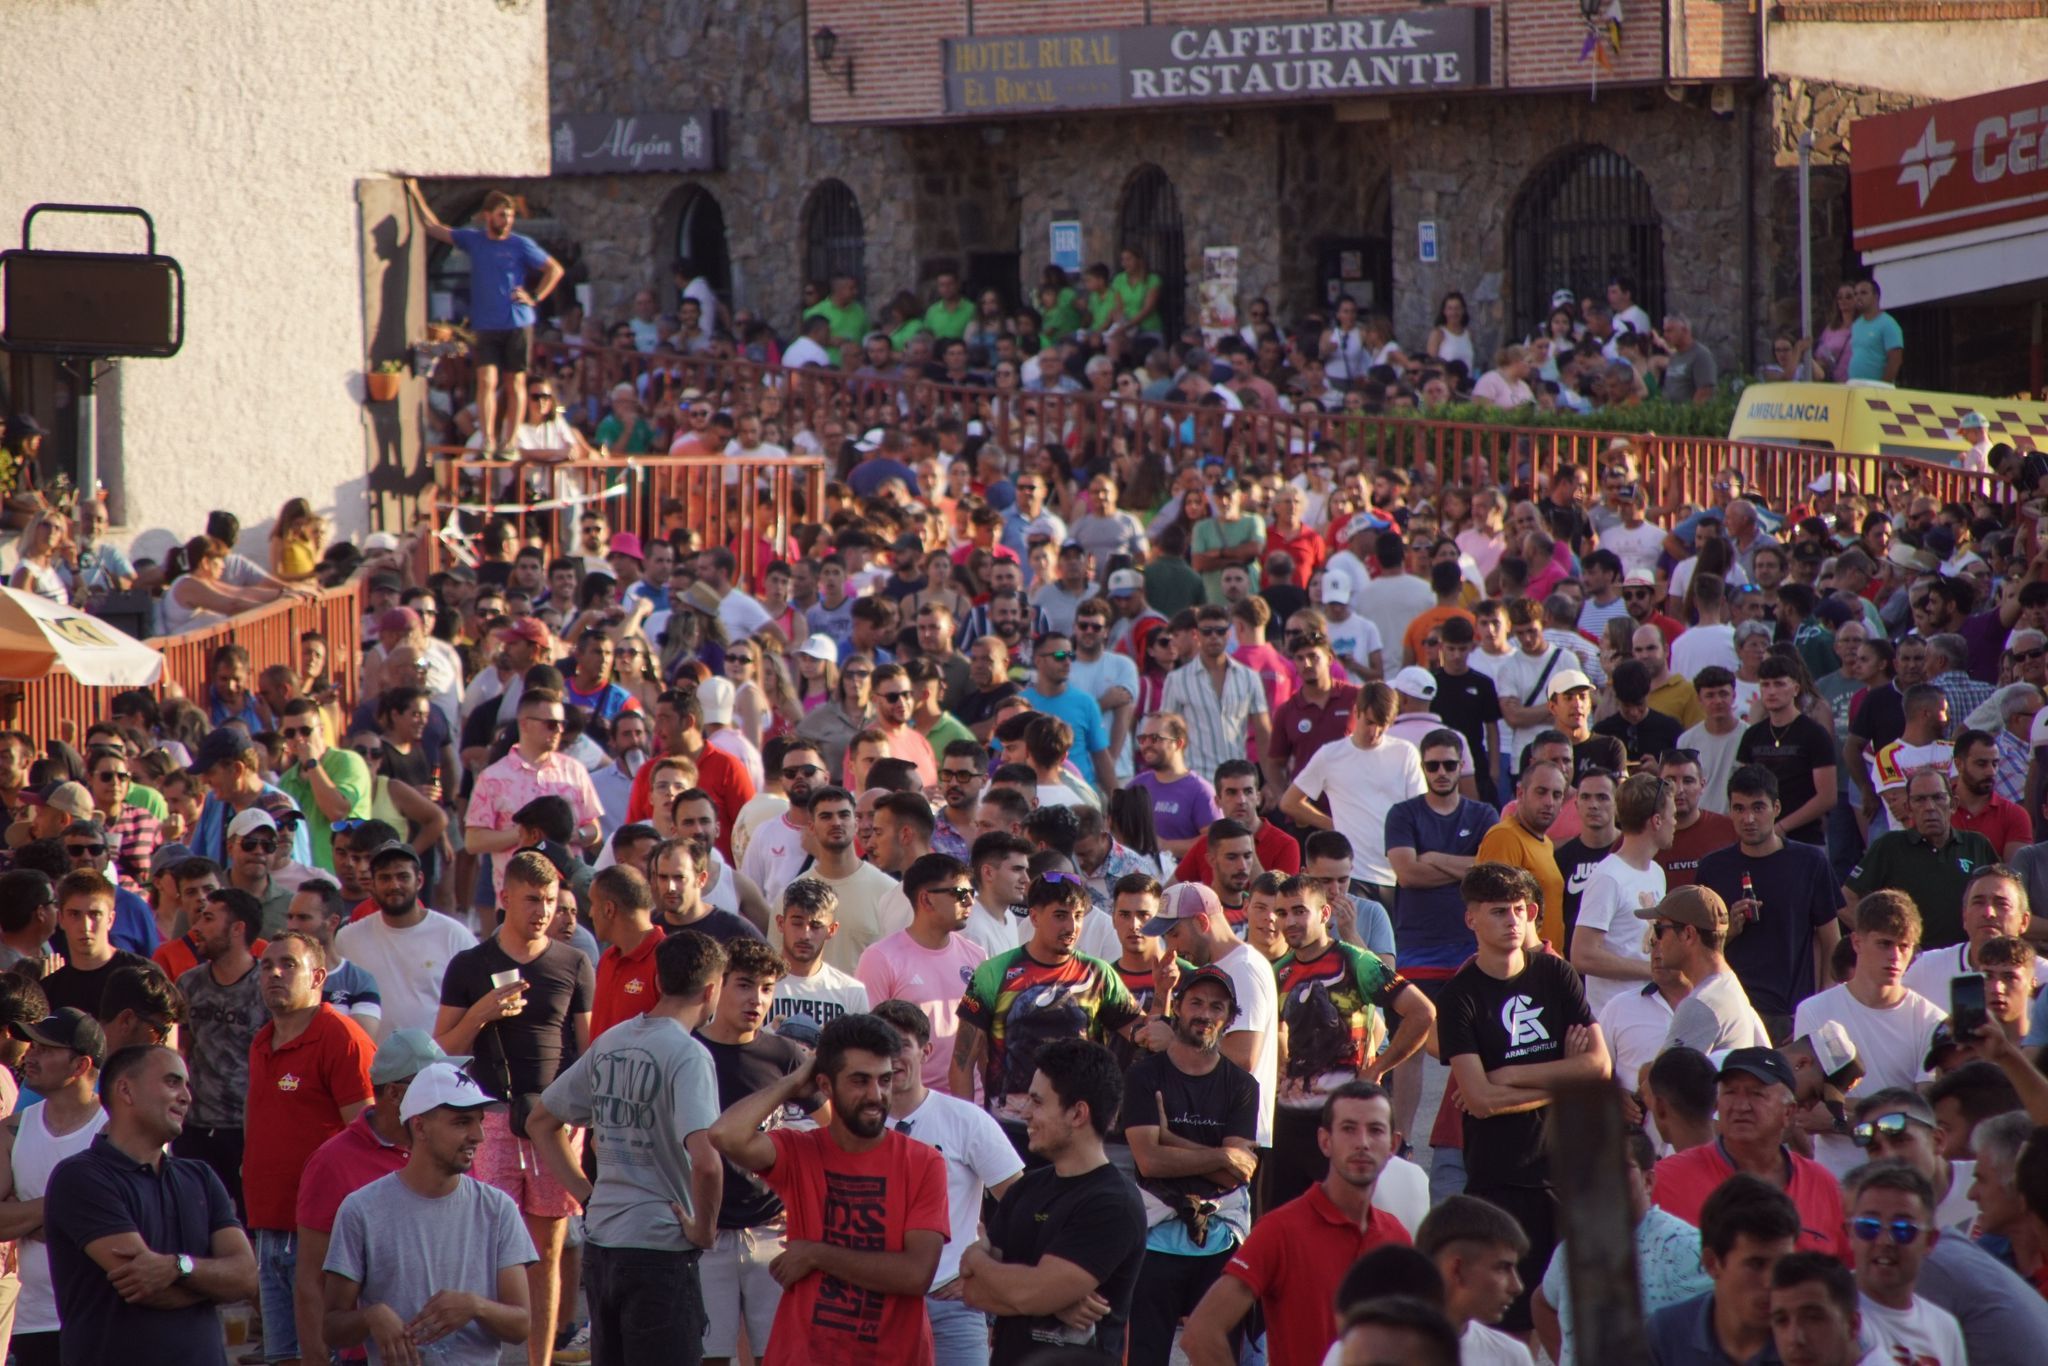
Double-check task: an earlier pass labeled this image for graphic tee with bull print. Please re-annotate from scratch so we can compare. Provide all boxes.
[1434,951,1595,1190]
[1272,942,1404,1108]
[957,949,1140,1123]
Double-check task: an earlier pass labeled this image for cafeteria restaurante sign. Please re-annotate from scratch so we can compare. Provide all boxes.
[942,9,1490,115]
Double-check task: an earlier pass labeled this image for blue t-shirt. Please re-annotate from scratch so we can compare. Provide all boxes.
[563,678,635,724]
[1848,311,1904,380]
[1020,686,1113,772]
[451,227,550,331]
[110,887,161,958]
[847,457,923,499]
[1383,795,1498,975]
[324,959,382,1020]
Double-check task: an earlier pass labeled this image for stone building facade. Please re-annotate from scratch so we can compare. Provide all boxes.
[423,0,2042,394]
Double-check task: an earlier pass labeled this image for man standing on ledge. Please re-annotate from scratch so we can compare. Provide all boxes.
[409,181,564,457]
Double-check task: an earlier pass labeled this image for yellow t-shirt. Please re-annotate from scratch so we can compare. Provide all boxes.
[1646,674,1706,729]
[1476,817,1565,951]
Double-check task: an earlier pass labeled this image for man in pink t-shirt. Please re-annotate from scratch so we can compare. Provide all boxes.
[856,852,987,1088]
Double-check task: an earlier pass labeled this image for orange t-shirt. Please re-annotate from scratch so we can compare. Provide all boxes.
[1402,606,1476,669]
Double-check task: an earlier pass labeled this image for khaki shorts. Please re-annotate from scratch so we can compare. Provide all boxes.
[700,1218,786,1357]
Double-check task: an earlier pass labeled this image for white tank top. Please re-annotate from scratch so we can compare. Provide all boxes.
[15,1100,110,1332]
[705,857,741,916]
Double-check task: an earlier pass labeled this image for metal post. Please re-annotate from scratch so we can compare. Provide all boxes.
[65,359,97,506]
[1553,1080,1648,1365]
[1798,131,1815,352]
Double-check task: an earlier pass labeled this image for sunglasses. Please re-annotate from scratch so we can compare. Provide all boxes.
[2016,648,2048,662]
[1849,1215,1924,1245]
[93,770,130,783]
[66,843,106,858]
[939,768,983,783]
[280,726,314,740]
[844,669,875,681]
[1038,650,1075,662]
[876,690,911,703]
[1622,588,1655,600]
[239,836,278,854]
[927,886,975,905]
[1074,620,1105,631]
[524,716,567,731]
[1422,759,1460,773]
[1198,626,1231,637]
[1851,1112,1932,1148]
[1649,921,1681,938]
[782,764,823,780]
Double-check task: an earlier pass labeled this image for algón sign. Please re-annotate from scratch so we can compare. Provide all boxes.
[943,10,1490,116]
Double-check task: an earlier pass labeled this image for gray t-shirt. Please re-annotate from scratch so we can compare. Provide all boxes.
[1663,969,1771,1054]
[177,962,264,1127]
[539,1013,721,1251]
[1666,344,1719,401]
[325,1173,537,1366]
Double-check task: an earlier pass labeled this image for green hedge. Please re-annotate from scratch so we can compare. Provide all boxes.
[1414,394,1740,438]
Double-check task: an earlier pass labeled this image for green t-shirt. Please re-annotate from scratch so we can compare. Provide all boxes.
[804,296,870,343]
[1143,557,1208,618]
[924,298,975,340]
[1087,287,1118,332]
[889,318,925,352]
[922,711,976,759]
[1191,513,1266,600]
[594,415,656,454]
[1112,271,1162,331]
[277,747,373,875]
[125,785,168,820]
[1042,288,1084,339]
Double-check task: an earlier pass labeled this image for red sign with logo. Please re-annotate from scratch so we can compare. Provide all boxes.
[1852,79,2048,250]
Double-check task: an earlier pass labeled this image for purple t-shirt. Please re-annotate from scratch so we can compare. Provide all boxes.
[1960,608,2006,683]
[1133,770,1222,843]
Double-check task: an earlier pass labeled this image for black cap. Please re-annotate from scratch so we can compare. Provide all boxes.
[1718,1046,1795,1093]
[192,727,256,774]
[17,1008,108,1066]
[368,840,422,869]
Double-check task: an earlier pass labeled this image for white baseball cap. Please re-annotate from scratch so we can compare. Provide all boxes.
[226,807,278,841]
[1621,567,1656,588]
[397,1061,503,1123]
[1391,666,1437,701]
[696,675,736,726]
[1545,668,1595,699]
[795,633,839,664]
[1320,578,1353,605]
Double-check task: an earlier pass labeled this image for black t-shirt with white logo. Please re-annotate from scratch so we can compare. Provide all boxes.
[1552,835,1619,945]
[1434,951,1595,1191]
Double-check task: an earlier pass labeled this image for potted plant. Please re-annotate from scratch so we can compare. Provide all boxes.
[365,360,406,403]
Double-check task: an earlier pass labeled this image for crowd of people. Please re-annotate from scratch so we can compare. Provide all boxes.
[0,199,2032,1366]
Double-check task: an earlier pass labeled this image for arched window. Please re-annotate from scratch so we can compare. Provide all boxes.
[802,179,865,295]
[672,184,732,303]
[1116,165,1186,339]
[1508,146,1664,339]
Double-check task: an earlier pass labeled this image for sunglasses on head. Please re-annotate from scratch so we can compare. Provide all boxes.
[1849,1215,1923,1245]
[1851,1112,1931,1148]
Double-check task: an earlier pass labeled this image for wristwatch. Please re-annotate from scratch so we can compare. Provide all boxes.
[175,1254,195,1281]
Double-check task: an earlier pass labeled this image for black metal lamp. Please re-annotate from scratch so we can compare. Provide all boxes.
[812,26,855,95]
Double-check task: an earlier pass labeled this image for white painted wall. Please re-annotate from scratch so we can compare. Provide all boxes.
[1770,20,2048,102]
[0,0,550,560]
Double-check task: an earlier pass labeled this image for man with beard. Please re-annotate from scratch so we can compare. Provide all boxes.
[933,740,985,862]
[957,635,1023,742]
[1180,1082,1413,1366]
[1119,968,1260,1366]
[856,854,987,1091]
[45,1044,259,1366]
[321,1062,536,1365]
[1,1007,111,1366]
[334,844,477,1039]
[650,837,761,947]
[710,1013,949,1365]
[963,1037,1148,1365]
[432,852,593,1366]
[1176,760,1301,886]
[1654,749,1735,889]
[1272,877,1434,1208]
[1551,768,1619,947]
[740,742,827,907]
[953,873,1142,1156]
[243,931,375,1366]
[1201,820,1261,937]
[1475,761,1570,951]
[791,787,902,973]
[1131,713,1220,858]
[173,887,266,1218]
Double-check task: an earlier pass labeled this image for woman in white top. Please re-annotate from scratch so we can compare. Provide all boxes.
[1361,312,1408,371]
[8,511,73,604]
[160,533,286,635]
[1426,291,1477,371]
[1320,296,1373,383]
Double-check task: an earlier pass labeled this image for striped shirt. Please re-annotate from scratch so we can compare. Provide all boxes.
[1160,657,1271,782]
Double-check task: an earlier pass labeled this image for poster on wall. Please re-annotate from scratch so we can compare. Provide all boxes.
[1200,247,1240,342]
[1050,218,1083,273]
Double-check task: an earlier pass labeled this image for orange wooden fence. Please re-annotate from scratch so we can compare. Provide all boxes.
[7,584,362,748]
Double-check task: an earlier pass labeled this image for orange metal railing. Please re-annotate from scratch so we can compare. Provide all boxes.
[8,584,363,748]
[515,341,1997,518]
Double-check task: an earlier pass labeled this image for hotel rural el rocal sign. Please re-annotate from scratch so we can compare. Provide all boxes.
[942,10,1491,116]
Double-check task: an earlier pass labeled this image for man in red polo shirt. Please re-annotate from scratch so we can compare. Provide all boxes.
[589,863,665,1038]
[1651,1047,1848,1259]
[1174,762,1302,887]
[293,1028,467,1366]
[245,929,375,1366]
[1266,630,1359,793]
[625,689,755,860]
[1179,1081,1412,1366]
